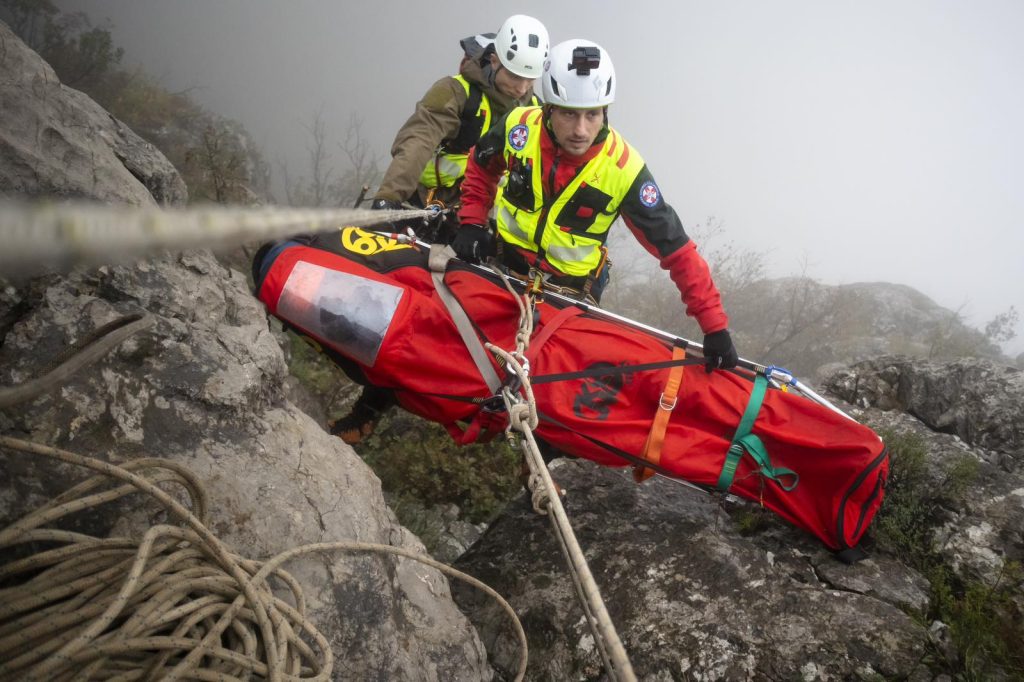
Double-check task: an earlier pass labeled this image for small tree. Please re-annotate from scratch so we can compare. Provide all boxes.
[2,2,124,91]
[0,0,58,49]
[984,306,1019,346]
[185,123,250,204]
[303,105,334,207]
[283,110,382,208]
[331,113,382,208]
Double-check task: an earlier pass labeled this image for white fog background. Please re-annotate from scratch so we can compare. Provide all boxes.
[57,0,1024,355]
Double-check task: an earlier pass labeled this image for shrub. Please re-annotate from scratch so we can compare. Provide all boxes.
[358,410,520,524]
[284,333,521,525]
[869,428,1022,678]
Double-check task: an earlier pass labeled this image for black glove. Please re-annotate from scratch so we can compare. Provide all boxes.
[451,224,494,263]
[371,198,402,211]
[702,329,738,373]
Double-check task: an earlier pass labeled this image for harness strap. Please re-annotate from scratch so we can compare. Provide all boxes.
[531,357,703,385]
[428,244,501,393]
[581,246,610,300]
[716,375,799,493]
[633,345,687,482]
[524,305,584,364]
[446,81,486,154]
[534,407,708,485]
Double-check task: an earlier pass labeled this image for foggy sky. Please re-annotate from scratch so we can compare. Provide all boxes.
[57,0,1024,354]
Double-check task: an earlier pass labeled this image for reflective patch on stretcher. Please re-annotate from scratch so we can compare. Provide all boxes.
[276,261,403,367]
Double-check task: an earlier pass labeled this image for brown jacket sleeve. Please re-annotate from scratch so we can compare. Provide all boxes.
[375,76,468,203]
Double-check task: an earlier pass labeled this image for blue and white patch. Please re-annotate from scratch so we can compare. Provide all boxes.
[508,124,529,151]
[639,181,661,208]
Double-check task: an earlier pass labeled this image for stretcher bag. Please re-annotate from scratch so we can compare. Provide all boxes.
[253,228,888,554]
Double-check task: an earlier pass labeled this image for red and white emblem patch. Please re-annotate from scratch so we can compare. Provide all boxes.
[639,181,661,208]
[508,124,529,151]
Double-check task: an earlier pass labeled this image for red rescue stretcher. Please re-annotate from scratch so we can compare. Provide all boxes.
[253,228,888,557]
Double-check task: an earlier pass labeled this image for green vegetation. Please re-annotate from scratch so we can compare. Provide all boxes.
[870,429,1023,680]
[358,410,521,524]
[729,505,772,537]
[286,332,521,527]
[286,332,353,418]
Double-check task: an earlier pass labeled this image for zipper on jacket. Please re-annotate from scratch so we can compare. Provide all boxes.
[533,155,560,257]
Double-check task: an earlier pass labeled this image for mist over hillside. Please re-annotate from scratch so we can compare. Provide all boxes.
[43,0,1024,357]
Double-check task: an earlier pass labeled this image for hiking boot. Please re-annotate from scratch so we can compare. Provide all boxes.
[329,413,379,445]
[328,386,396,445]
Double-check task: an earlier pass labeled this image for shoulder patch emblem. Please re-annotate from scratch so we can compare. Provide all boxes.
[639,181,661,208]
[508,124,529,151]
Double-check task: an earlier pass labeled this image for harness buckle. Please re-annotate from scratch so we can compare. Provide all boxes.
[659,392,678,411]
[479,394,507,413]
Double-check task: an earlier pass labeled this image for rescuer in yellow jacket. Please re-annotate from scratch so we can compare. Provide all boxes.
[454,39,739,372]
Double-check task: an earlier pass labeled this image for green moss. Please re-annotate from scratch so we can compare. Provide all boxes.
[731,506,771,536]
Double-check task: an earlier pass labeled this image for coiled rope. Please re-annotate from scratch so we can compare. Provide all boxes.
[486,269,638,682]
[0,314,528,681]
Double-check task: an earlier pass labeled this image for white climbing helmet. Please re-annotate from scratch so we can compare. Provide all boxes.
[542,39,616,108]
[494,14,549,79]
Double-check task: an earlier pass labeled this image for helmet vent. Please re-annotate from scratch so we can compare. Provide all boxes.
[548,76,561,98]
[529,34,539,48]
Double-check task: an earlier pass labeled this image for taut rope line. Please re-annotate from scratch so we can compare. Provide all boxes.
[0,201,436,277]
[486,268,638,682]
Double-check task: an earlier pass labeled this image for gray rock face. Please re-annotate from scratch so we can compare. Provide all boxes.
[823,357,1024,587]
[824,355,1023,462]
[0,251,491,680]
[0,20,187,206]
[455,460,930,680]
[455,356,1023,679]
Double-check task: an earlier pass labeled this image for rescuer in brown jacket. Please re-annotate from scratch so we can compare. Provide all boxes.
[371,14,549,225]
[333,15,550,445]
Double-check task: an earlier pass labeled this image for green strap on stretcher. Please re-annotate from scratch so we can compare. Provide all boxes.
[716,375,799,493]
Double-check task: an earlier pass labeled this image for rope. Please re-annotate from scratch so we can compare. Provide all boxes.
[0,201,437,277]
[0,310,527,681]
[0,198,855,422]
[486,282,637,682]
[0,314,154,409]
[0,436,528,682]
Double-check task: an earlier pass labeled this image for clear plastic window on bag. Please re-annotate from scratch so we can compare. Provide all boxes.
[276,261,403,367]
